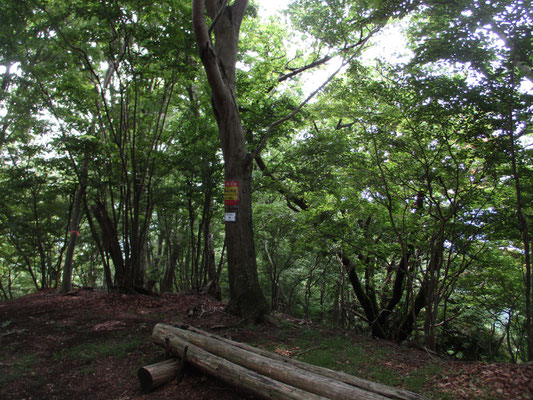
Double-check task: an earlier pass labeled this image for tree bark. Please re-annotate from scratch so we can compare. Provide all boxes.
[161,234,179,293]
[192,0,268,320]
[60,157,88,293]
[343,254,387,339]
[85,200,113,291]
[91,202,126,288]
[152,323,427,400]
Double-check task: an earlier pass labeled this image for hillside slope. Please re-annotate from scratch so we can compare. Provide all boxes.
[0,290,531,399]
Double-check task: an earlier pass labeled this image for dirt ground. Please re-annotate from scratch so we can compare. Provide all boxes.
[0,289,531,400]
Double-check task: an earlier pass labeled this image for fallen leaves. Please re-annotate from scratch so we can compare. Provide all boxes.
[2,289,532,400]
[434,362,533,399]
[274,346,300,357]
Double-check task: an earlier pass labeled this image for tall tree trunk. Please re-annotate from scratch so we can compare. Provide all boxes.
[92,202,126,289]
[395,281,427,343]
[502,59,533,360]
[205,232,217,283]
[162,234,180,293]
[423,231,444,352]
[264,238,279,310]
[192,0,268,320]
[200,185,214,287]
[508,103,533,361]
[30,189,48,289]
[343,254,387,339]
[85,200,113,291]
[60,158,88,293]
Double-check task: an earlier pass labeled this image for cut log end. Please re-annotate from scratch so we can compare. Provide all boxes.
[137,358,180,393]
[137,367,154,393]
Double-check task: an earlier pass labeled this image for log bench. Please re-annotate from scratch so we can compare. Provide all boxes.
[139,323,428,400]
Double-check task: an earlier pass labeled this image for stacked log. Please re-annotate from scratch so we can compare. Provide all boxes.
[144,323,427,400]
[138,358,180,392]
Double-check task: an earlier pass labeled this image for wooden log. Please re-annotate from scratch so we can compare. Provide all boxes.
[137,358,180,392]
[152,326,327,400]
[153,323,393,400]
[186,326,426,400]
[176,345,188,383]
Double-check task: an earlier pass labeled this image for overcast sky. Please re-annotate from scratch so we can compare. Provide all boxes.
[257,0,287,18]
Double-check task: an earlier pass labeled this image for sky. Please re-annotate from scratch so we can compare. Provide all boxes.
[254,0,532,147]
[257,0,287,18]
[255,0,412,97]
[256,0,412,64]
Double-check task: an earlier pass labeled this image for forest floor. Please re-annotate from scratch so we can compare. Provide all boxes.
[0,289,531,400]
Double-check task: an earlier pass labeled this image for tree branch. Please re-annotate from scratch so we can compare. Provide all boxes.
[208,0,227,37]
[192,0,229,107]
[276,54,333,85]
[252,23,382,158]
[232,0,249,23]
[254,155,309,212]
[251,54,353,159]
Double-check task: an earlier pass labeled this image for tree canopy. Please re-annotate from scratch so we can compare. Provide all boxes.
[1,0,531,362]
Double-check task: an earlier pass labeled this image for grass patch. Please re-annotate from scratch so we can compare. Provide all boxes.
[362,346,401,386]
[79,365,94,375]
[288,327,440,395]
[273,322,294,342]
[367,365,400,387]
[0,353,43,385]
[294,331,368,374]
[246,325,460,399]
[55,333,144,362]
[1,320,12,329]
[402,362,445,394]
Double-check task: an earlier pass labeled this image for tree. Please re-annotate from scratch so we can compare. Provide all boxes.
[60,156,88,293]
[192,0,269,320]
[31,0,197,292]
[191,0,417,321]
[407,0,533,360]
[259,54,505,347]
[0,145,70,290]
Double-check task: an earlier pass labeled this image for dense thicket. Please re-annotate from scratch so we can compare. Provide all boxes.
[1,0,531,362]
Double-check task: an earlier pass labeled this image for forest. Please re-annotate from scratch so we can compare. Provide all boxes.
[0,0,531,365]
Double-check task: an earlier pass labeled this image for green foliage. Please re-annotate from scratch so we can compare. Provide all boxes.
[288,0,416,48]
[0,0,531,363]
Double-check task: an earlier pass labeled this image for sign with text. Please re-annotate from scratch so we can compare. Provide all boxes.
[224,180,239,206]
[224,212,237,222]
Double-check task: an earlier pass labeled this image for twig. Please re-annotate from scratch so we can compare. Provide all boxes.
[293,345,326,357]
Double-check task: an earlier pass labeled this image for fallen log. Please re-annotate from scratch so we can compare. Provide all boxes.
[152,323,427,400]
[137,358,180,392]
[186,325,426,400]
[152,326,327,400]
